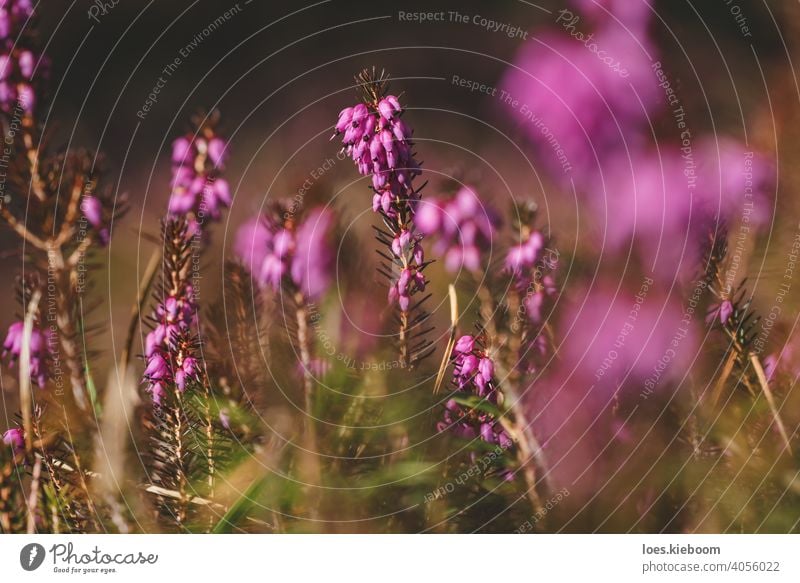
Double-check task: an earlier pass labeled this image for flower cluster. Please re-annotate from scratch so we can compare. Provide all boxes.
[334,93,420,213]
[438,335,513,450]
[502,2,773,282]
[415,186,500,273]
[2,320,49,387]
[234,205,334,301]
[0,0,32,31]
[506,222,558,326]
[169,125,231,223]
[0,0,40,114]
[143,222,201,405]
[387,259,426,313]
[333,70,429,328]
[500,1,660,183]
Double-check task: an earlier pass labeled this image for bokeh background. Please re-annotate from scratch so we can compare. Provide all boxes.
[2,0,800,532]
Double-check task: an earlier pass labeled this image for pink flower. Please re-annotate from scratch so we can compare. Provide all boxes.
[81,195,109,246]
[291,209,334,301]
[235,206,335,301]
[2,427,24,455]
[2,321,49,387]
[500,26,660,185]
[454,335,475,354]
[420,187,500,274]
[440,337,512,449]
[168,127,231,224]
[560,284,695,394]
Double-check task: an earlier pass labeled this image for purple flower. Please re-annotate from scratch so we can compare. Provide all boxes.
[235,205,335,301]
[0,52,41,114]
[717,300,734,325]
[438,336,513,448]
[388,266,425,313]
[234,217,272,276]
[706,300,733,326]
[143,352,169,380]
[81,195,110,246]
[333,92,420,205]
[506,220,558,329]
[454,335,475,354]
[0,1,44,114]
[500,24,661,186]
[168,126,231,223]
[0,1,34,42]
[587,139,774,281]
[291,208,334,301]
[2,320,49,387]
[419,187,500,274]
[561,284,695,395]
[763,333,800,383]
[2,427,24,455]
[219,409,231,430]
[506,231,544,274]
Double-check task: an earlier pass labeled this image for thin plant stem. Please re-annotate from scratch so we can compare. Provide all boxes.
[433,285,459,395]
[48,245,89,413]
[25,455,42,534]
[294,292,321,523]
[120,247,160,373]
[20,289,42,453]
[750,354,793,455]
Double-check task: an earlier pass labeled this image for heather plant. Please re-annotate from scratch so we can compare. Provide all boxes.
[0,1,798,537]
[333,69,431,369]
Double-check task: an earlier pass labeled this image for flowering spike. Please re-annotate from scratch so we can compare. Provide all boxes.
[142,219,202,404]
[420,186,500,274]
[234,203,334,302]
[440,335,513,475]
[168,114,231,227]
[333,69,431,367]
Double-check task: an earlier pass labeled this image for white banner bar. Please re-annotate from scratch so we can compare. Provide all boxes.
[1,534,797,582]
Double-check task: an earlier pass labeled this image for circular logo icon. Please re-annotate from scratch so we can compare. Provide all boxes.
[19,543,46,571]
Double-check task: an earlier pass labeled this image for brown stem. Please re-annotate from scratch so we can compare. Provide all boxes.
[0,206,48,250]
[398,310,409,368]
[500,403,547,517]
[58,178,84,243]
[433,285,459,395]
[66,235,93,270]
[25,455,42,534]
[172,399,189,526]
[20,290,42,454]
[48,246,89,413]
[485,286,549,515]
[720,325,793,454]
[199,372,217,532]
[710,350,737,407]
[750,354,794,455]
[23,129,47,203]
[294,293,321,524]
